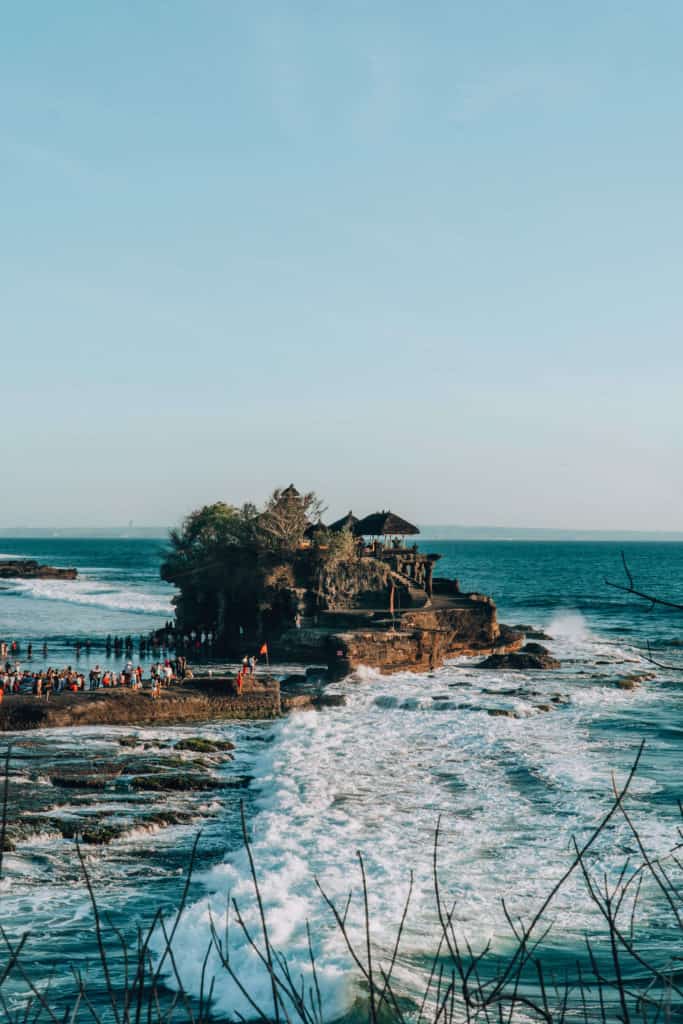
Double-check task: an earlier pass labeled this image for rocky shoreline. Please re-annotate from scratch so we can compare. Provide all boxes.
[0,559,77,580]
[1,730,245,851]
[0,677,349,732]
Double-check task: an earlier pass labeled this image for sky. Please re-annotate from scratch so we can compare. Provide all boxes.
[2,1,682,529]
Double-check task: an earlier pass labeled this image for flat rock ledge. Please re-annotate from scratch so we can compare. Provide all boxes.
[0,680,348,732]
[0,686,281,732]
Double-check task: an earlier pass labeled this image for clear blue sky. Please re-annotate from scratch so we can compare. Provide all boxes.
[2,2,682,529]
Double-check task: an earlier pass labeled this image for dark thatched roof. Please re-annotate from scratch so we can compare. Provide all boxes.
[354,511,420,537]
[328,512,359,534]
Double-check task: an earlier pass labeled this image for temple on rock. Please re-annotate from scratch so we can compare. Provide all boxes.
[162,485,521,674]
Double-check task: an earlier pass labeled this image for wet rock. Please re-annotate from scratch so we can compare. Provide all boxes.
[143,754,211,770]
[521,642,550,655]
[40,817,125,844]
[49,765,122,789]
[0,559,77,580]
[513,624,551,640]
[174,737,235,753]
[130,773,224,792]
[140,809,197,830]
[535,704,553,712]
[617,672,656,688]
[312,694,346,708]
[486,708,519,718]
[615,672,655,690]
[475,652,561,671]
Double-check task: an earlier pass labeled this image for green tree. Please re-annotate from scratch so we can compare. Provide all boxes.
[257,485,325,554]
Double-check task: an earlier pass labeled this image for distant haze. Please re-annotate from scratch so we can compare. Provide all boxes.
[1,526,683,543]
[2,3,682,529]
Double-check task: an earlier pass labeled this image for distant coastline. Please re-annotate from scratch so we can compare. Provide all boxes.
[420,526,683,542]
[0,527,171,539]
[1,525,682,542]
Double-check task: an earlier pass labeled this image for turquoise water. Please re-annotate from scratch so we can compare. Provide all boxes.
[0,539,681,1020]
[0,538,174,665]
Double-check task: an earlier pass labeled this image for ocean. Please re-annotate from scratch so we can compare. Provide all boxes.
[1,538,682,1021]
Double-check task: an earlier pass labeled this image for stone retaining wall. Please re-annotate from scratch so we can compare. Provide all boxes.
[0,684,282,732]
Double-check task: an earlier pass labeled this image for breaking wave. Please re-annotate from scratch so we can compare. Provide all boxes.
[159,631,675,1020]
[6,577,174,615]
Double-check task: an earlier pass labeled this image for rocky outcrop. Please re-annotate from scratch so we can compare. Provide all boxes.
[475,651,561,671]
[520,642,551,655]
[273,594,524,675]
[616,672,655,690]
[0,559,77,580]
[513,624,552,641]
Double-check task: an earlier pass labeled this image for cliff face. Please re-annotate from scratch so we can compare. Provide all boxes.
[274,594,523,675]
[315,556,391,610]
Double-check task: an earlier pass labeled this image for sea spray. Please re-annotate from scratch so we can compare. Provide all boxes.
[547,610,590,642]
[158,654,674,1020]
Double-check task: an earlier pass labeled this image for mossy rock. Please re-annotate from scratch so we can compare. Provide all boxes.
[129,773,224,792]
[40,817,124,844]
[79,824,124,845]
[174,737,235,753]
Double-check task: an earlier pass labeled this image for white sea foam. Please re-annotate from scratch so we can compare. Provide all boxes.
[7,577,174,615]
[159,643,674,1021]
[547,610,591,642]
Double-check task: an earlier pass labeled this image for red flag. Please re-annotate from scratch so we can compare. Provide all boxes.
[259,643,268,656]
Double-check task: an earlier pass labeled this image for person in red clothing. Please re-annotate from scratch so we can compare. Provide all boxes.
[235,668,244,695]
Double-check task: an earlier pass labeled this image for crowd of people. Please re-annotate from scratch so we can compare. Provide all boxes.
[0,656,190,702]
[0,634,270,703]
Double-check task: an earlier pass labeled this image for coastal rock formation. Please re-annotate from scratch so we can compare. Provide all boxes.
[274,599,524,675]
[475,650,561,671]
[0,559,77,580]
[160,486,531,676]
[513,624,552,640]
[615,672,655,690]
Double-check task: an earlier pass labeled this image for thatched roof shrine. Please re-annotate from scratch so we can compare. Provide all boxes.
[328,512,359,533]
[354,511,420,537]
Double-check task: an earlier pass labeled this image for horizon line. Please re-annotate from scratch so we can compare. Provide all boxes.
[1,524,683,540]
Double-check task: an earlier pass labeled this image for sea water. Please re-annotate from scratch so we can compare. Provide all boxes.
[0,539,682,1020]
